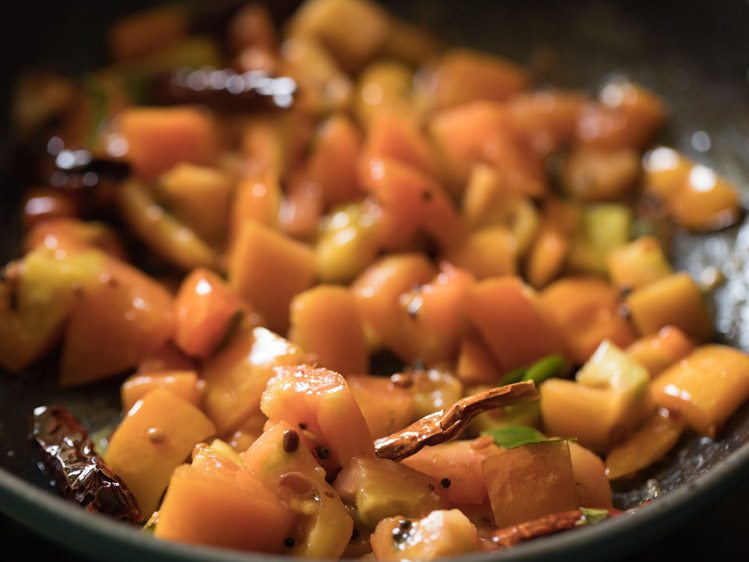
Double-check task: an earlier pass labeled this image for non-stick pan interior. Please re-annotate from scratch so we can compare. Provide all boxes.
[1,1,749,561]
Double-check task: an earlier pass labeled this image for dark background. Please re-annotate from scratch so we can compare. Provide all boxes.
[1,0,749,560]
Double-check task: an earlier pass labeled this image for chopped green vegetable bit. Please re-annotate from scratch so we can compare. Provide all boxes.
[576,507,610,526]
[522,354,565,384]
[499,354,565,386]
[482,425,571,449]
[143,511,159,534]
[499,367,526,386]
[482,425,546,449]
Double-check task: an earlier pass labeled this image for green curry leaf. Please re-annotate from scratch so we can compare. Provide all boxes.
[499,354,566,386]
[482,425,547,449]
[522,353,565,384]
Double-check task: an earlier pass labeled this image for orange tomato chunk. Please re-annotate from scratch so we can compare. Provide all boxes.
[105,388,216,515]
[119,107,218,180]
[650,345,749,437]
[483,440,578,527]
[261,365,374,471]
[174,268,251,359]
[467,276,566,373]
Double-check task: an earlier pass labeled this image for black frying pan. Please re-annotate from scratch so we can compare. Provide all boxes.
[1,1,749,560]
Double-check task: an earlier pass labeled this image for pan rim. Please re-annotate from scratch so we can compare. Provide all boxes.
[2,1,749,560]
[1,435,748,562]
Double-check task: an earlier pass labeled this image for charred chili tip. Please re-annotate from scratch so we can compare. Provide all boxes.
[283,537,296,548]
[440,478,452,489]
[298,422,308,430]
[282,429,300,453]
[315,445,331,460]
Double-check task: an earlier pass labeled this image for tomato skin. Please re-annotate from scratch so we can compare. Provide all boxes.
[137,342,196,374]
[418,48,529,111]
[390,263,475,365]
[402,438,502,506]
[261,365,374,474]
[352,257,474,364]
[363,109,440,180]
[0,245,171,380]
[119,107,218,180]
[231,172,282,241]
[359,157,464,253]
[157,444,293,553]
[334,456,446,530]
[626,326,694,377]
[105,388,216,516]
[605,410,684,481]
[541,276,635,364]
[348,374,414,438]
[289,285,369,375]
[483,440,579,528]
[651,345,749,437]
[59,252,176,386]
[174,268,251,359]
[228,221,316,334]
[625,273,713,343]
[540,378,654,452]
[575,80,666,149]
[202,327,306,434]
[159,163,234,245]
[568,441,612,508]
[467,276,567,373]
[506,90,586,156]
[24,217,125,259]
[120,370,203,412]
[242,422,353,559]
[456,334,504,386]
[0,248,94,373]
[352,253,436,353]
[371,509,480,561]
[306,113,363,207]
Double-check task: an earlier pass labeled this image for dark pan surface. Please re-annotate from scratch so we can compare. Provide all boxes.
[1,1,749,560]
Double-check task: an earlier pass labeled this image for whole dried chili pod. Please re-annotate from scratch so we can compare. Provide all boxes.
[375,381,540,462]
[491,508,623,549]
[42,137,132,191]
[150,66,296,111]
[30,405,143,525]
